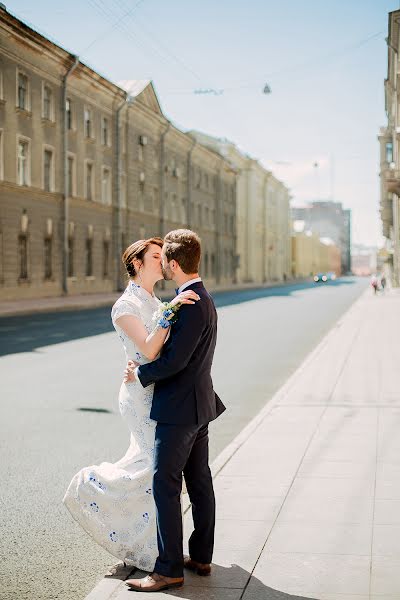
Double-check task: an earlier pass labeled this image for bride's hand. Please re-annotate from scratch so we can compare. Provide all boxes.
[170,290,200,308]
[123,359,139,383]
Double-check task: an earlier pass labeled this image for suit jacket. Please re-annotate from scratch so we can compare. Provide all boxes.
[137,281,226,425]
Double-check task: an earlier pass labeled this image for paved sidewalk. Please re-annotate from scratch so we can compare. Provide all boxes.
[85,287,400,600]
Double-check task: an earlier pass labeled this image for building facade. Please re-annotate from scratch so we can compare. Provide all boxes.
[0,7,236,301]
[291,230,341,279]
[378,10,400,286]
[188,131,292,284]
[351,244,377,277]
[291,201,351,274]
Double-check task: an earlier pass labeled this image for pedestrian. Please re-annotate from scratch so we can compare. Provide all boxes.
[380,274,387,292]
[371,274,379,295]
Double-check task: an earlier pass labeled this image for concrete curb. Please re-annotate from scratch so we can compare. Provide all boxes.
[83,286,369,600]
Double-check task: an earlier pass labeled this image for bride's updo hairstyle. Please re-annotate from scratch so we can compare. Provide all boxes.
[122,237,164,278]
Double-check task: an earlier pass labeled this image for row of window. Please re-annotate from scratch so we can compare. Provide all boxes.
[5,134,235,221]
[15,233,111,282]
[5,68,112,145]
[13,234,233,282]
[13,135,113,203]
[1,70,236,198]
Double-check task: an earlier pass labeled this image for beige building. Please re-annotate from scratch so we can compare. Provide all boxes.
[266,174,292,281]
[291,230,341,279]
[379,10,400,287]
[188,132,292,284]
[0,7,236,301]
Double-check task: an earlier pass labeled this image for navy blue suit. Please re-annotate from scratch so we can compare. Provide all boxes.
[137,281,225,577]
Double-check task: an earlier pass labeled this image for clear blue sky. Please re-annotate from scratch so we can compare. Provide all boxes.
[7,0,399,246]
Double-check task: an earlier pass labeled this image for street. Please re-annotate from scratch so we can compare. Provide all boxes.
[0,277,368,600]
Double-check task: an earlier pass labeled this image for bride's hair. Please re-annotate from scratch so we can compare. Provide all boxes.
[122,237,164,278]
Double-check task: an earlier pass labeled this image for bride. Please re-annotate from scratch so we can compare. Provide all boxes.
[63,237,199,572]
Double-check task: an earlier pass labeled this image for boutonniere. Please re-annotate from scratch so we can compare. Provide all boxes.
[153,301,181,328]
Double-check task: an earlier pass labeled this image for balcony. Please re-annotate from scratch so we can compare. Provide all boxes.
[384,169,400,195]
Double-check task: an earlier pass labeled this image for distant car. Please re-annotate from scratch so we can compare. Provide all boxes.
[313,273,328,283]
[326,272,337,281]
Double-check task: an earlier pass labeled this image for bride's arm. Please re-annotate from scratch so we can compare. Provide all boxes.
[115,290,200,361]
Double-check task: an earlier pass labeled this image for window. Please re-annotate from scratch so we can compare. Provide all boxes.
[139,183,145,212]
[138,145,143,162]
[101,167,111,204]
[66,98,73,130]
[86,238,93,276]
[19,234,28,280]
[44,237,52,279]
[17,138,30,186]
[85,162,94,200]
[17,71,29,110]
[171,194,177,221]
[103,240,110,278]
[68,222,75,277]
[43,148,54,192]
[101,117,110,146]
[197,204,202,227]
[84,107,93,138]
[205,206,210,226]
[386,141,394,164]
[42,84,53,120]
[181,198,187,223]
[211,253,216,278]
[204,252,209,277]
[67,154,75,197]
[147,189,154,213]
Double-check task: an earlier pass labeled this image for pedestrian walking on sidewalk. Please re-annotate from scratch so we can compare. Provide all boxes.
[63,229,224,593]
[371,274,379,295]
[380,274,387,292]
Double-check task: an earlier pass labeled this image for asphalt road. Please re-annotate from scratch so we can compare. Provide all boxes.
[0,277,368,600]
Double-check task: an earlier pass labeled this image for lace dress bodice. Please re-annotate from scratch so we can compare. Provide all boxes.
[111,281,163,365]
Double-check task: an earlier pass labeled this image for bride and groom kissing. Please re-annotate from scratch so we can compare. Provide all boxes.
[63,228,225,592]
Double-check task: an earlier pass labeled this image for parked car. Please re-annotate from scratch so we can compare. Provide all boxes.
[326,272,337,281]
[313,273,328,283]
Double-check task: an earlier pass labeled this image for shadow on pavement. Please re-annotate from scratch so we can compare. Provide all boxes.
[212,277,355,309]
[0,278,357,357]
[108,563,318,599]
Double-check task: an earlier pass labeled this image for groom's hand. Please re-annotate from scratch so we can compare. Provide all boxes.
[123,359,140,383]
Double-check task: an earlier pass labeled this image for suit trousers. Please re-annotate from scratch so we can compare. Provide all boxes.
[153,422,215,578]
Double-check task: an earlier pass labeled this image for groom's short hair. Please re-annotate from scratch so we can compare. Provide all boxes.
[164,229,201,274]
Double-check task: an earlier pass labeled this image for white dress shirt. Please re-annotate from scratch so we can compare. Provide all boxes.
[177,277,202,294]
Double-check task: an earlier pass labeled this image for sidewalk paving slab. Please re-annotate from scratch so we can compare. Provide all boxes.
[84,288,400,600]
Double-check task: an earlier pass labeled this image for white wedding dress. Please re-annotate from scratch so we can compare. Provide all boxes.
[63,281,163,571]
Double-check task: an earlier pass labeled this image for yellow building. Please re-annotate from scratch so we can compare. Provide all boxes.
[291,231,341,278]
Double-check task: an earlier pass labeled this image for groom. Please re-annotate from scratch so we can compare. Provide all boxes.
[124,229,225,592]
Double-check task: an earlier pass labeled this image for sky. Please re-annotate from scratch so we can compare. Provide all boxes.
[7,0,400,247]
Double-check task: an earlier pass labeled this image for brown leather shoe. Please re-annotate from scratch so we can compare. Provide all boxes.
[125,572,184,592]
[184,556,211,576]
